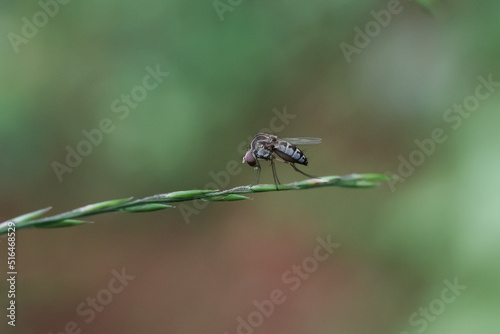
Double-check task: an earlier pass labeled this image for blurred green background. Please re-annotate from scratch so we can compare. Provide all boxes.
[1,1,500,333]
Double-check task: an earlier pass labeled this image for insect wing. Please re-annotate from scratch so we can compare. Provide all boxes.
[280,137,322,145]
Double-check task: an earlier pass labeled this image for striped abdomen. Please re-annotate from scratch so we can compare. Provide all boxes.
[273,140,308,165]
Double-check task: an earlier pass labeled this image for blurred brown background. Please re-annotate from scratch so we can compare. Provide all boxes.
[1,1,500,333]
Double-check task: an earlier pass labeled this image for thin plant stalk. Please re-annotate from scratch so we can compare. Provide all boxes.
[0,173,388,235]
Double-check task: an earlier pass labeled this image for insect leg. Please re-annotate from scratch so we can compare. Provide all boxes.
[270,157,281,190]
[290,163,317,178]
[252,159,261,185]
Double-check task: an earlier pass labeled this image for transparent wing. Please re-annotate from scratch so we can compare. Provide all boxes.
[280,137,322,145]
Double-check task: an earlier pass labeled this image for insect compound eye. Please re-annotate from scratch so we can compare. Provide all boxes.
[243,150,257,167]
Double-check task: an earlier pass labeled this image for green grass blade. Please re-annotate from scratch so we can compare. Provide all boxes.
[0,173,388,235]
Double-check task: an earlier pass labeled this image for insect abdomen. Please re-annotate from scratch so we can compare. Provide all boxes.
[274,141,308,165]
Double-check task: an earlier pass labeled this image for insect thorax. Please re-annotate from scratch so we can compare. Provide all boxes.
[254,147,272,160]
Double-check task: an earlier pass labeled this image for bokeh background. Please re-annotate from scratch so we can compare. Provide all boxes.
[1,1,500,333]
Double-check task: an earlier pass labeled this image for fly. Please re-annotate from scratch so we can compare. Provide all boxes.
[242,133,321,189]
